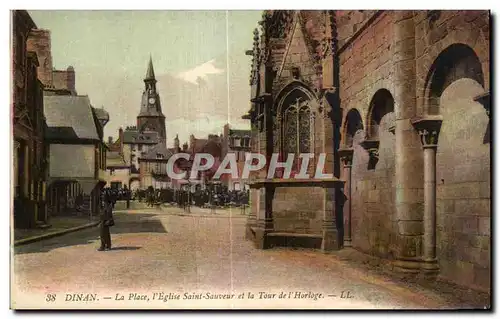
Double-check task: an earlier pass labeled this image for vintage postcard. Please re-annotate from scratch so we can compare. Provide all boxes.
[11,9,491,310]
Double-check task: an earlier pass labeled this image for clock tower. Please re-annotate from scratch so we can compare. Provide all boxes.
[137,56,166,146]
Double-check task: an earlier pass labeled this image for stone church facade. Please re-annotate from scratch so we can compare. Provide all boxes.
[244,10,490,291]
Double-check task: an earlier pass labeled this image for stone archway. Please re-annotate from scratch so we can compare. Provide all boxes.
[339,108,364,247]
[342,108,364,148]
[351,88,396,257]
[422,42,490,287]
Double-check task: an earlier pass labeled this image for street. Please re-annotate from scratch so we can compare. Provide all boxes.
[12,207,476,309]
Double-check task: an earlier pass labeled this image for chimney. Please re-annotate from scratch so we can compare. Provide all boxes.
[26,29,53,87]
[66,66,76,95]
[174,134,180,151]
[119,127,124,152]
[189,134,195,150]
[108,136,113,145]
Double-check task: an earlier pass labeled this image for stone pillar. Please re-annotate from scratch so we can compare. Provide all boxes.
[411,116,442,274]
[392,11,424,273]
[321,186,341,251]
[245,187,258,240]
[254,183,275,249]
[338,147,354,247]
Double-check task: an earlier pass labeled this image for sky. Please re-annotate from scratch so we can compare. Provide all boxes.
[28,10,262,147]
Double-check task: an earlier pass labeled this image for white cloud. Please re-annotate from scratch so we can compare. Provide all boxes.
[176,59,225,85]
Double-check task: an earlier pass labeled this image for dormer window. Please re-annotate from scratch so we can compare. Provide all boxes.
[243,136,250,147]
[234,137,241,147]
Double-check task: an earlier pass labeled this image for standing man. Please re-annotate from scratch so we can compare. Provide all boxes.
[124,185,131,209]
[98,191,114,251]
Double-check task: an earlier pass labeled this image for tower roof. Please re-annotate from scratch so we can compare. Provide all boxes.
[145,55,155,81]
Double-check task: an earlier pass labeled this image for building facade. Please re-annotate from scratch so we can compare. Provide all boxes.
[44,95,107,218]
[245,10,490,291]
[12,10,49,229]
[221,124,252,191]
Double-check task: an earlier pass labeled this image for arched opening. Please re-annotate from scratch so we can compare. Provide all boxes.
[425,43,484,115]
[366,89,395,140]
[343,108,364,148]
[425,43,490,288]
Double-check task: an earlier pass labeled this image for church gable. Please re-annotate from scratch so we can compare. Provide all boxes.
[273,11,324,93]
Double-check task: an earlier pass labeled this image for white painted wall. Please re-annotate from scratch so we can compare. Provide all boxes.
[49,144,95,178]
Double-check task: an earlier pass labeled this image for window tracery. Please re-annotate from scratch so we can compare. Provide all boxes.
[281,97,314,158]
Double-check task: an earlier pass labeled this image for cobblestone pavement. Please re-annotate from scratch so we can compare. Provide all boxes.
[12,207,481,310]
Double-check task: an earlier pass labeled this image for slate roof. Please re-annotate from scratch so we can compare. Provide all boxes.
[145,56,155,81]
[122,130,159,144]
[44,95,99,141]
[140,143,173,160]
[106,151,128,167]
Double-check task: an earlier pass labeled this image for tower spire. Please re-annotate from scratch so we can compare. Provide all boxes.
[145,54,155,81]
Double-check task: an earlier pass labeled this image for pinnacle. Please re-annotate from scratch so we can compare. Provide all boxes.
[145,55,155,80]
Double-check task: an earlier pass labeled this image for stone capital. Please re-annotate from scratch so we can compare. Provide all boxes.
[359,138,380,161]
[338,147,354,167]
[411,115,443,148]
[474,91,490,118]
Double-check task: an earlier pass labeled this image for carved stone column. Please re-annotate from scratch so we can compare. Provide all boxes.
[411,115,443,274]
[338,147,353,247]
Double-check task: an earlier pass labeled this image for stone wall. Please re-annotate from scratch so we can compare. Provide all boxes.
[435,79,490,290]
[414,10,490,290]
[272,187,324,234]
[350,125,396,257]
[247,10,490,291]
[338,12,397,257]
[337,10,490,289]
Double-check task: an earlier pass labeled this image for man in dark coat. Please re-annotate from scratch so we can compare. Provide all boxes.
[98,192,114,251]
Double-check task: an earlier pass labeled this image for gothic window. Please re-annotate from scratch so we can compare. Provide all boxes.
[282,98,312,157]
[284,106,298,155]
[298,106,311,153]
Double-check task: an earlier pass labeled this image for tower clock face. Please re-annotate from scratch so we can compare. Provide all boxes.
[148,97,155,104]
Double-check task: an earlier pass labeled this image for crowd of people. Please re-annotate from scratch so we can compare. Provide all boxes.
[99,185,250,209]
[96,185,250,251]
[133,186,250,209]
